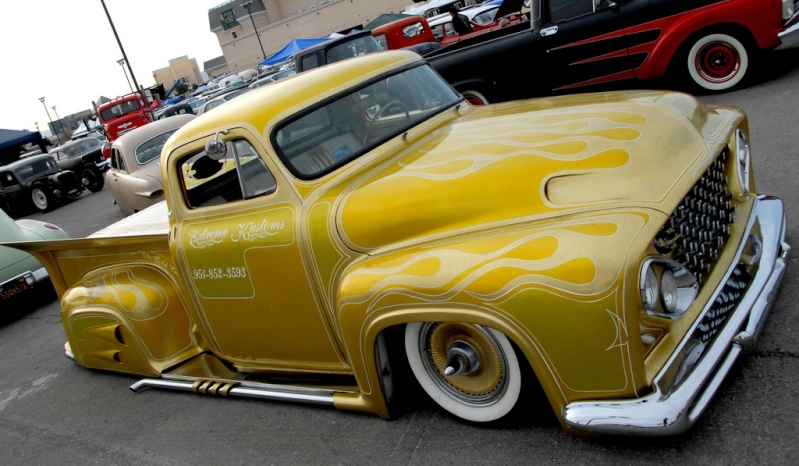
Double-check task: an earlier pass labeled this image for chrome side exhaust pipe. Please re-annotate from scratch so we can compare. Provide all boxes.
[130,378,337,406]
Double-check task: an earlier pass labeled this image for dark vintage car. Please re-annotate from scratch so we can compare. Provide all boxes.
[426,0,799,104]
[49,137,110,192]
[154,102,195,120]
[0,154,84,217]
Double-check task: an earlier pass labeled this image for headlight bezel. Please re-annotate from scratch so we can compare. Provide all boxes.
[639,258,699,319]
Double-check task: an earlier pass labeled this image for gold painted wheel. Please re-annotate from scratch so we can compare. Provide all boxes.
[405,322,521,422]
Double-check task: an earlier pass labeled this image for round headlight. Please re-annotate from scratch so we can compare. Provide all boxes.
[661,269,678,313]
[641,266,659,311]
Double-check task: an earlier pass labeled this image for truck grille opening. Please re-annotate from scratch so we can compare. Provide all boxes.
[56,172,80,193]
[652,148,736,285]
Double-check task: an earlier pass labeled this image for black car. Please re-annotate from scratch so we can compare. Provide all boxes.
[0,154,84,217]
[49,137,110,192]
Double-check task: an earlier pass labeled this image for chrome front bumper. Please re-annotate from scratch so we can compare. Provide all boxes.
[776,13,799,50]
[562,195,790,435]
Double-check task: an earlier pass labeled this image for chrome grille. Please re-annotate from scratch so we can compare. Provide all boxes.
[652,149,736,284]
[692,264,751,344]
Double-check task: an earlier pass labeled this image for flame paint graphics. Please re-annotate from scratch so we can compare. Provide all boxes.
[403,111,641,179]
[82,269,169,321]
[339,215,644,314]
[339,110,643,250]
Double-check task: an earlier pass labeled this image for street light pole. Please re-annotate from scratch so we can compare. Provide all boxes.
[99,0,154,119]
[241,1,267,61]
[117,58,134,93]
[38,97,62,145]
[52,106,66,141]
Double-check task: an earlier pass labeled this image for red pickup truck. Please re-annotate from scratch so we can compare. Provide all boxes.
[97,93,154,158]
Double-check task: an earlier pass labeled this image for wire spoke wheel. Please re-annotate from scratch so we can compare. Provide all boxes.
[405,322,521,422]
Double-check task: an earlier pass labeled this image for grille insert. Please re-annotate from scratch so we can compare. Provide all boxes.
[652,150,736,284]
[692,264,751,344]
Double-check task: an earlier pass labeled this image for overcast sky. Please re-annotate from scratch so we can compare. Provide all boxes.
[1,0,227,133]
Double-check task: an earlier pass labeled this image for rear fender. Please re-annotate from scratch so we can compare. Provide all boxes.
[62,263,200,376]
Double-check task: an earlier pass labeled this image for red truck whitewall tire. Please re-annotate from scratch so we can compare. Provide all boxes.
[404,322,522,422]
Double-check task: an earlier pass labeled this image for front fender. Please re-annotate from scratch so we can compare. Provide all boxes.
[335,211,663,410]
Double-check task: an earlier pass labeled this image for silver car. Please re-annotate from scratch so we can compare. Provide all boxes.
[105,114,195,215]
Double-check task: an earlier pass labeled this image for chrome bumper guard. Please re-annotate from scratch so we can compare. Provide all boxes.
[563,195,789,435]
[776,13,799,50]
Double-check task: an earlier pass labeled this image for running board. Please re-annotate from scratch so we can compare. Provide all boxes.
[130,378,340,406]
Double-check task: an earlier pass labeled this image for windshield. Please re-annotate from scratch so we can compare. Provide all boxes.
[274,64,460,179]
[59,138,103,157]
[100,98,142,121]
[14,157,59,181]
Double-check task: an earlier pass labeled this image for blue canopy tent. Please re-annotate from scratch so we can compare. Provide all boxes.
[259,38,328,67]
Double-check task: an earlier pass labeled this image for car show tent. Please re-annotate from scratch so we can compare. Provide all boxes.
[259,38,329,67]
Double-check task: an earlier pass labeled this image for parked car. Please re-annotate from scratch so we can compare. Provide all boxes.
[49,137,111,192]
[0,210,69,306]
[248,69,297,89]
[106,114,195,215]
[154,102,195,120]
[426,0,799,103]
[371,15,439,51]
[0,154,84,216]
[293,30,384,72]
[12,51,788,436]
[195,88,251,115]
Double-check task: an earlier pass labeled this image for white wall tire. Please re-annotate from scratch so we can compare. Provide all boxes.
[405,322,521,422]
[686,33,749,92]
[461,90,489,105]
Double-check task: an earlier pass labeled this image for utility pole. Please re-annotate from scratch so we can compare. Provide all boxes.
[38,97,62,145]
[100,0,154,119]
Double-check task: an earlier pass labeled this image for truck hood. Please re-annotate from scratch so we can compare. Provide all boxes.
[336,91,740,252]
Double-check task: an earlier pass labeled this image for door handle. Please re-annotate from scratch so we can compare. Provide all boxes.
[541,26,558,37]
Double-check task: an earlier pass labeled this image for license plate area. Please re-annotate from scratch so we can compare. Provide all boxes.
[0,276,31,300]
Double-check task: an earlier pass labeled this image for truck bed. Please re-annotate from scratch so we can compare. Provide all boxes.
[4,201,172,297]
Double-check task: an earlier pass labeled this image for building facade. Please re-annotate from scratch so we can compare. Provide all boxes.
[204,0,418,77]
[153,56,205,93]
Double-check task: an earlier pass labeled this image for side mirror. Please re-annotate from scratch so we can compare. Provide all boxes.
[205,131,228,160]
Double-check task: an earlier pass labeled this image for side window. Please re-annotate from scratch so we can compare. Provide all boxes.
[0,172,20,189]
[299,54,319,71]
[179,138,277,209]
[111,148,127,173]
[550,0,596,23]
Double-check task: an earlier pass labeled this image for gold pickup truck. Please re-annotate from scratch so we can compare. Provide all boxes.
[6,51,789,436]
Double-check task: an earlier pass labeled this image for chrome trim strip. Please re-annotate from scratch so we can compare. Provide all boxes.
[130,378,337,406]
[562,196,789,435]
